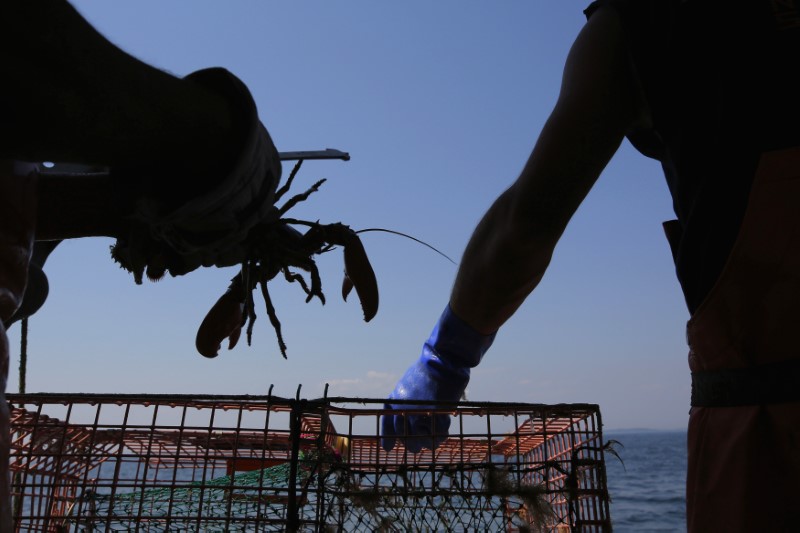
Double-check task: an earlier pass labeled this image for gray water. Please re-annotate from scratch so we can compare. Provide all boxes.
[605,430,687,532]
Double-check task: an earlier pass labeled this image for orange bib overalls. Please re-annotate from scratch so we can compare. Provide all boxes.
[685,147,800,532]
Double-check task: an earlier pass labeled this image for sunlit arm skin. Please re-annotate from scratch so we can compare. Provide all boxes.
[0,0,235,205]
[450,7,651,334]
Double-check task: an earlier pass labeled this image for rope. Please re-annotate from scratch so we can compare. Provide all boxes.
[19,317,27,394]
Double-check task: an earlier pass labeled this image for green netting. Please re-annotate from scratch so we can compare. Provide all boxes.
[65,455,318,532]
[315,463,556,532]
[62,456,561,532]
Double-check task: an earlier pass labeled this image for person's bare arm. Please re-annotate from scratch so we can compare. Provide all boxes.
[0,159,121,241]
[450,7,649,333]
[2,1,282,248]
[0,0,235,199]
[34,171,123,240]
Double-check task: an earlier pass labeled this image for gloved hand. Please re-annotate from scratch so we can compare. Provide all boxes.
[381,305,495,453]
[110,68,281,283]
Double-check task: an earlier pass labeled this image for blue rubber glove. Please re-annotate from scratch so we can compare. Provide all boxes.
[381,305,495,453]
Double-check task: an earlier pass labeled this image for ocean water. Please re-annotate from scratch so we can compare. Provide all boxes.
[605,430,688,532]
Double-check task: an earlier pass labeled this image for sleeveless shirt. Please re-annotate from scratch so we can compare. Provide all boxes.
[586,0,800,313]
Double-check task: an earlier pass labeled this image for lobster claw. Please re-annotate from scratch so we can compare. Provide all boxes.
[341,233,379,322]
[196,275,246,358]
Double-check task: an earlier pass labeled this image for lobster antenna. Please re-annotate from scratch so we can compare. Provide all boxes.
[355,228,457,265]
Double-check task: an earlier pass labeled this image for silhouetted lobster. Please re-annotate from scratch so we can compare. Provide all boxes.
[195,151,379,359]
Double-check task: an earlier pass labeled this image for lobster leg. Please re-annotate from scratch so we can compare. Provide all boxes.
[245,286,257,346]
[274,159,304,203]
[260,279,288,358]
[283,267,314,302]
[279,250,325,305]
[278,178,326,216]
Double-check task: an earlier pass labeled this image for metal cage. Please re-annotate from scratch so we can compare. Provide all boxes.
[8,392,612,532]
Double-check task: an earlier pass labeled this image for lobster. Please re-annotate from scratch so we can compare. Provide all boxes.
[194,151,379,359]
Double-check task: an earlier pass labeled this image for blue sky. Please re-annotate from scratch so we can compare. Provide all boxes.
[7,1,691,430]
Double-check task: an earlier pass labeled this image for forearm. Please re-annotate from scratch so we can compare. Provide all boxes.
[35,171,124,240]
[450,185,559,335]
[450,96,627,334]
[450,7,639,335]
[1,0,235,196]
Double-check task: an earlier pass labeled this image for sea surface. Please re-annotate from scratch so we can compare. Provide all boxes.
[604,430,688,532]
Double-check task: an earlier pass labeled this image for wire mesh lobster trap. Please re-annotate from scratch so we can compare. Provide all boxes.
[7,391,612,532]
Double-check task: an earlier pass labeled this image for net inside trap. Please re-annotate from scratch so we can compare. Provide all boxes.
[8,393,612,532]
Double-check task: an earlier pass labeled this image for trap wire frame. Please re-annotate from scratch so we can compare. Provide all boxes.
[8,392,612,532]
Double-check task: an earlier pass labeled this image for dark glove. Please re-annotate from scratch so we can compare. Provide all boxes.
[110,68,281,283]
[381,305,495,453]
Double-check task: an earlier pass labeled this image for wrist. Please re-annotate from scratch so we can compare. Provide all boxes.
[426,304,496,369]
